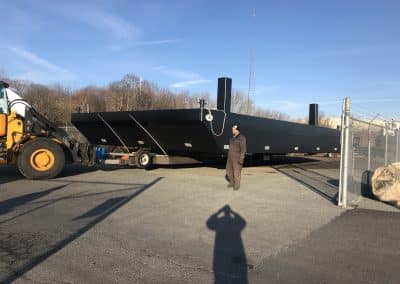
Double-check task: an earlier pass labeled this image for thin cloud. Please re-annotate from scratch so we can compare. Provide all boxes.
[153,65,210,88]
[59,3,141,40]
[2,45,74,84]
[153,65,201,81]
[6,46,69,74]
[109,39,179,51]
[170,79,212,88]
[297,43,400,58]
[134,39,180,46]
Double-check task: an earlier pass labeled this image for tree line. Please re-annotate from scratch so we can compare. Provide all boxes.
[1,73,335,128]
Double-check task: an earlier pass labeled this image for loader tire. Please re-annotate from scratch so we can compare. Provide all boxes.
[17,138,65,179]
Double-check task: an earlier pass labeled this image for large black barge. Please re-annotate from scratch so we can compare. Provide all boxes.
[71,78,340,168]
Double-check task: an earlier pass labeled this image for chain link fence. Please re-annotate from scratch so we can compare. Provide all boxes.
[338,97,400,208]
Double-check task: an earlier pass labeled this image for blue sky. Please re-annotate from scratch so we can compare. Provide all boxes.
[1,0,400,119]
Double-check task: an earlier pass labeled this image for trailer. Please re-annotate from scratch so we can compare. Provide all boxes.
[71,78,340,169]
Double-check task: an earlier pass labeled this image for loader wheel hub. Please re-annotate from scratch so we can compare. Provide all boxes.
[30,149,55,171]
[140,154,149,165]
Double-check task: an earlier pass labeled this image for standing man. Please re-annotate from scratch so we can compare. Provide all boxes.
[226,124,247,190]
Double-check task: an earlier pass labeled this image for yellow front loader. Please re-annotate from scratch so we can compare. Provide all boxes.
[0,81,94,179]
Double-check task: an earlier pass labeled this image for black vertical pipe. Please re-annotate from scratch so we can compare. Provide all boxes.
[309,104,319,126]
[217,77,232,113]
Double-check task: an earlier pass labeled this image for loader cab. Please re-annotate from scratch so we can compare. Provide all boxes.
[0,83,9,137]
[0,84,9,115]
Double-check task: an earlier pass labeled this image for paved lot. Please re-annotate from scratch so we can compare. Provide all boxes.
[0,157,399,283]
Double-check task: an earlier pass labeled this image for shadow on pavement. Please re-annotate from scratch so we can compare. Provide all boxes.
[273,163,339,204]
[0,184,151,228]
[57,164,133,178]
[0,184,70,216]
[73,197,127,220]
[206,205,250,284]
[0,177,163,284]
[0,166,23,185]
[151,155,322,171]
[0,164,133,185]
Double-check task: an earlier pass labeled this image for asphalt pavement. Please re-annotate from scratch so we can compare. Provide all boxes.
[0,157,398,283]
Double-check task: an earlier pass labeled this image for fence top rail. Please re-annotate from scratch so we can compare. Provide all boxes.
[350,116,388,128]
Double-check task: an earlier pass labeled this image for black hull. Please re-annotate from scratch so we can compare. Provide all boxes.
[71,108,340,161]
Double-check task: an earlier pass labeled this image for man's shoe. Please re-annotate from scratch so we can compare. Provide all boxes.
[233,186,240,190]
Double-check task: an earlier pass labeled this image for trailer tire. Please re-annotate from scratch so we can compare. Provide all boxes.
[17,138,65,179]
[135,149,152,169]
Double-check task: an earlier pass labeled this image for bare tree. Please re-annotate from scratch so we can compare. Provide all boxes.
[2,72,292,125]
[72,86,106,112]
[108,74,141,111]
[231,90,250,114]
[230,90,288,120]
[19,83,71,124]
[318,112,337,129]
[296,111,337,129]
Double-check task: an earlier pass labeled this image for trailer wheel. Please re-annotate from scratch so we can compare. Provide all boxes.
[135,149,152,169]
[17,138,65,179]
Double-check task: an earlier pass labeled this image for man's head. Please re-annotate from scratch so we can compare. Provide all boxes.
[231,124,240,136]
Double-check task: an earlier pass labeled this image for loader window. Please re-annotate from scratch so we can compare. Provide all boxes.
[0,87,8,114]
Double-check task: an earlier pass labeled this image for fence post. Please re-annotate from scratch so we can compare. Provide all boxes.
[339,97,351,207]
[338,101,345,206]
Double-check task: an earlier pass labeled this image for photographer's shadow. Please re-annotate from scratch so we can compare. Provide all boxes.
[206,205,248,284]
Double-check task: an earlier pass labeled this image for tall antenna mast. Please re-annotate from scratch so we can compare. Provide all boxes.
[247,7,256,114]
